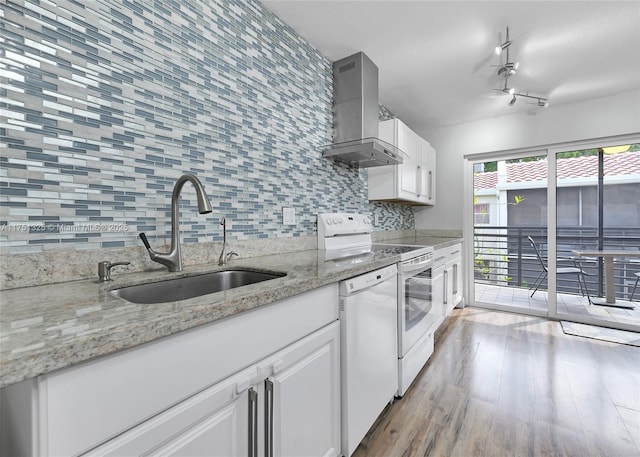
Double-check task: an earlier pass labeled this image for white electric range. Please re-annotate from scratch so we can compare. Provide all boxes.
[318,213,438,402]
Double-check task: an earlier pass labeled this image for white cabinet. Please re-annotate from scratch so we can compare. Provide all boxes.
[434,243,463,318]
[368,118,436,205]
[84,322,340,457]
[266,322,340,457]
[82,365,254,457]
[451,254,463,309]
[419,140,436,205]
[1,284,340,457]
[432,262,446,324]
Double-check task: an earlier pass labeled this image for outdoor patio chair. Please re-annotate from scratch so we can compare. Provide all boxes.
[631,272,640,301]
[528,236,592,302]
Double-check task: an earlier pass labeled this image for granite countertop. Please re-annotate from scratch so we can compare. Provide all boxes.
[0,238,462,389]
[0,249,395,388]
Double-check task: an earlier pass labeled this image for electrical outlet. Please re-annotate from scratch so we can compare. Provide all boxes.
[282,207,295,225]
[400,215,404,226]
[374,214,380,226]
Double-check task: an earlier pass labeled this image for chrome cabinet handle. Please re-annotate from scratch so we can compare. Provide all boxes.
[444,270,448,304]
[248,388,258,457]
[428,170,433,200]
[265,379,274,457]
[453,264,458,295]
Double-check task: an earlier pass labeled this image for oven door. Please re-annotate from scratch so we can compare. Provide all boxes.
[398,258,440,356]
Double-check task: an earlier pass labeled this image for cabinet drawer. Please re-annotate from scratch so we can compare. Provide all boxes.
[38,284,338,457]
[434,243,462,267]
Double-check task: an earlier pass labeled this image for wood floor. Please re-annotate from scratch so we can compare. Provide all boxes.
[352,308,640,457]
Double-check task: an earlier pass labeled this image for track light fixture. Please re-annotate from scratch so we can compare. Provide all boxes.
[493,26,549,109]
[495,27,512,55]
[507,92,549,108]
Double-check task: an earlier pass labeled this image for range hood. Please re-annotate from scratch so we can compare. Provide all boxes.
[322,52,405,168]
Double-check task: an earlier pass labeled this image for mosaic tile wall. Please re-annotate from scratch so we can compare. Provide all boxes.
[0,0,414,255]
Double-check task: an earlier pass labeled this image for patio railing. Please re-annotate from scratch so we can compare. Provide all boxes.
[474,225,640,300]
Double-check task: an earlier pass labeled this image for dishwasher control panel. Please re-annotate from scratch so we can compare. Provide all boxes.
[339,264,397,295]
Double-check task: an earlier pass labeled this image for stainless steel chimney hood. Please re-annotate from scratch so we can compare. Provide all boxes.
[322,52,405,168]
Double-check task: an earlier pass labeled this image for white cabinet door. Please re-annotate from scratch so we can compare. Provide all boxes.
[397,122,419,198]
[268,322,341,457]
[417,139,436,205]
[443,245,463,315]
[149,393,250,457]
[452,256,463,308]
[434,243,463,319]
[83,366,255,457]
[368,118,436,206]
[444,264,453,314]
[433,264,445,322]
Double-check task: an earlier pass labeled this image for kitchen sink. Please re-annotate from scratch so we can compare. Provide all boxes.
[111,269,286,304]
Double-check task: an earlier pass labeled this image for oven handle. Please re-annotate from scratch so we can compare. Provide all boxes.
[401,258,433,274]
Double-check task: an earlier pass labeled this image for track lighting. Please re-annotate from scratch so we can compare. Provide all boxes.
[506,93,549,108]
[493,26,549,109]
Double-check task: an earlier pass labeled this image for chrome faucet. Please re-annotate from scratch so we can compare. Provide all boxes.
[139,174,212,272]
[218,217,238,265]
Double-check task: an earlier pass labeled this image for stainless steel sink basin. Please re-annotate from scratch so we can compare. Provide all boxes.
[111,269,286,304]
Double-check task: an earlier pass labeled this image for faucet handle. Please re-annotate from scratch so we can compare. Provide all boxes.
[139,232,151,250]
[226,251,239,263]
[98,261,130,282]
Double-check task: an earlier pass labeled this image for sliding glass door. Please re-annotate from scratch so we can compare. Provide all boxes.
[553,143,640,331]
[472,152,550,316]
[466,135,640,332]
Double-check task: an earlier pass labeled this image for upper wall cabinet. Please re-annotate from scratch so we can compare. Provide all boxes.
[368,119,436,206]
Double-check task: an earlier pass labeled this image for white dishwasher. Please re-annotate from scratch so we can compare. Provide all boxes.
[340,263,398,457]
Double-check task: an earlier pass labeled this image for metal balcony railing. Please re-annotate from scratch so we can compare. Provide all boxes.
[474,225,640,300]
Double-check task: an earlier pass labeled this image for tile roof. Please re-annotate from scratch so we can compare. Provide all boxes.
[474,151,640,190]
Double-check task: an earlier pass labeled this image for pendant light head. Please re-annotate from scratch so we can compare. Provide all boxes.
[497,62,519,78]
[508,95,517,106]
[495,40,511,55]
[495,26,512,55]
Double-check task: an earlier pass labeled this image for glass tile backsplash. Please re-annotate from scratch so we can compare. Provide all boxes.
[0,0,413,254]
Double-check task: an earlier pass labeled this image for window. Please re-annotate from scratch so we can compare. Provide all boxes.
[474,203,490,224]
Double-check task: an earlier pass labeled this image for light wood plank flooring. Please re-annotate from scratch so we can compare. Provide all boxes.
[353,307,640,457]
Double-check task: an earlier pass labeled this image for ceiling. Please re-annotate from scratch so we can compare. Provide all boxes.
[260,1,640,133]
